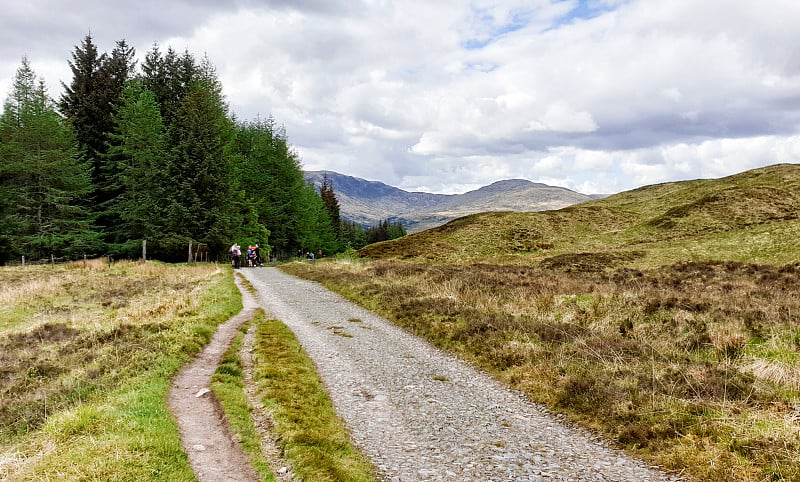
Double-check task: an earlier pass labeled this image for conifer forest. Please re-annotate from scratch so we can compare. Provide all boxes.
[0,35,365,264]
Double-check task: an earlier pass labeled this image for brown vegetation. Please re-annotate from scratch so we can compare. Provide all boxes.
[284,259,800,480]
[283,164,800,481]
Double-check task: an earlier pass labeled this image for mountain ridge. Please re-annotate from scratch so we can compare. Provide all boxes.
[304,170,594,232]
[357,162,800,264]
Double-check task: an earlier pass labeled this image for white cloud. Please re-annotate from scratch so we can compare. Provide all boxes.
[2,0,800,195]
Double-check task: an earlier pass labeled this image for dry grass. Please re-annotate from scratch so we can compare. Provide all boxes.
[283,259,800,481]
[0,259,237,480]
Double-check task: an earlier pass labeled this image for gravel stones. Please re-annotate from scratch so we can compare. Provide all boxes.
[242,268,680,481]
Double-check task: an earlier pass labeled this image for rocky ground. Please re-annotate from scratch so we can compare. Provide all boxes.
[239,268,681,481]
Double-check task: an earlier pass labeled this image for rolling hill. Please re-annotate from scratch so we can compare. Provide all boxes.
[288,162,800,481]
[359,163,800,267]
[304,170,594,232]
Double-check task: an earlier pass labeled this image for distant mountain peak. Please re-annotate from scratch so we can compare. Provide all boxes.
[478,179,549,192]
[303,170,592,232]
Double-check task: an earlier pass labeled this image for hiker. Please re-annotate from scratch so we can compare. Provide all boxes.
[230,243,241,269]
[254,244,262,266]
[245,245,255,267]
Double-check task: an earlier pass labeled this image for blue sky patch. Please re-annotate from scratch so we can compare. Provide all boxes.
[552,0,622,28]
[462,8,534,50]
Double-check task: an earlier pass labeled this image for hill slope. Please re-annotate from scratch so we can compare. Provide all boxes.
[304,171,593,232]
[359,163,800,267]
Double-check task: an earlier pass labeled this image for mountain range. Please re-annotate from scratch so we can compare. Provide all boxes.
[304,170,598,232]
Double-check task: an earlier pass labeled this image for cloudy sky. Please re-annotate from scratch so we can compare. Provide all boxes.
[2,0,800,194]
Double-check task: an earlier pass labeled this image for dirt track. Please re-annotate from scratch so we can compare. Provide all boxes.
[167,274,283,482]
[169,268,676,481]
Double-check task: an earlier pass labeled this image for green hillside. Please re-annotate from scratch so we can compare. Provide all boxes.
[297,163,800,480]
[360,163,800,267]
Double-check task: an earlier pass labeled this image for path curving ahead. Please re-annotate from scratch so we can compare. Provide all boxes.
[167,275,261,482]
[241,267,680,481]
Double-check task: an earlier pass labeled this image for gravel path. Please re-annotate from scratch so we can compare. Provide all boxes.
[242,267,681,482]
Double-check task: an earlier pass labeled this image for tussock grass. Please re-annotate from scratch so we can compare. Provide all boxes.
[284,259,800,480]
[283,163,800,482]
[0,260,239,480]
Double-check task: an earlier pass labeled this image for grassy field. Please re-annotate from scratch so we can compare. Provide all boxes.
[0,259,235,480]
[283,163,800,481]
[0,260,374,481]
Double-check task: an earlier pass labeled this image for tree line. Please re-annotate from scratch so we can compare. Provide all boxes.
[0,35,404,264]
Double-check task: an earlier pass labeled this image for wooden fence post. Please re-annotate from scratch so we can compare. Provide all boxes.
[142,239,147,262]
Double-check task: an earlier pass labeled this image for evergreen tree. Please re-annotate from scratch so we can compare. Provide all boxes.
[232,117,306,257]
[319,174,341,234]
[59,34,108,169]
[0,58,99,262]
[140,45,196,127]
[340,220,368,249]
[366,219,407,244]
[59,35,136,241]
[97,39,138,223]
[295,182,339,256]
[107,81,170,251]
[160,61,239,257]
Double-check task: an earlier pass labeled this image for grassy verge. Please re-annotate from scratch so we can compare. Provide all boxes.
[210,317,277,481]
[0,259,240,480]
[211,308,377,481]
[250,313,377,481]
[282,258,800,482]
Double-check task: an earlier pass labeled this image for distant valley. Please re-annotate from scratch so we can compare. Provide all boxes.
[304,170,598,232]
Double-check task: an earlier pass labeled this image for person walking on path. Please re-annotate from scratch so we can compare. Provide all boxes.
[230,243,241,269]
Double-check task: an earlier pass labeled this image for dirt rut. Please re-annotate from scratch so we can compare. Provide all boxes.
[167,274,261,482]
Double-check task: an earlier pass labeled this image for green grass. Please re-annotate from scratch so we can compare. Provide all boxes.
[251,315,377,482]
[210,317,277,481]
[0,259,240,480]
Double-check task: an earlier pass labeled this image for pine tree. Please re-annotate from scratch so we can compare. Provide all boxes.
[107,81,170,249]
[59,35,136,242]
[0,58,99,262]
[98,39,138,225]
[59,34,108,169]
[140,45,195,127]
[319,174,341,241]
[160,60,239,257]
[340,221,368,249]
[295,182,339,256]
[366,219,406,244]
